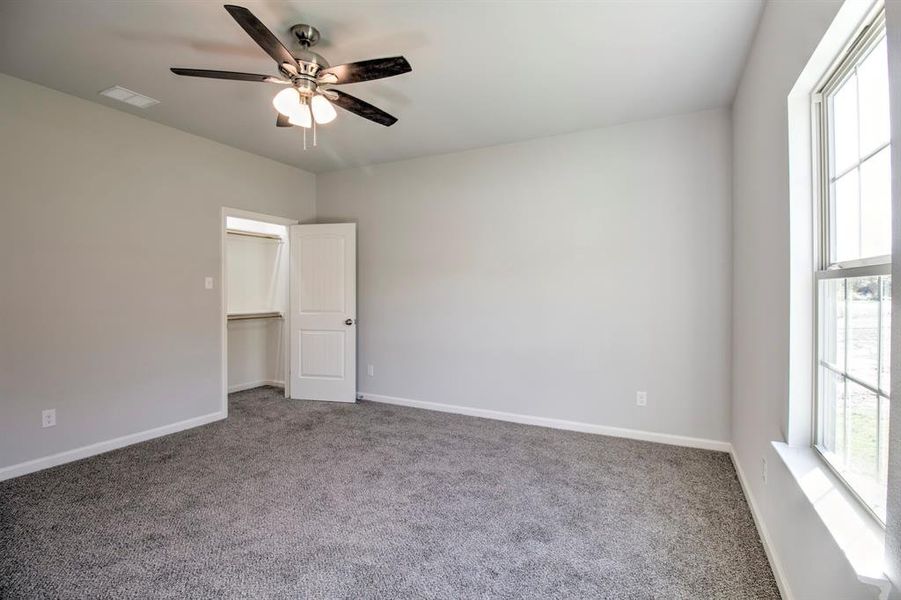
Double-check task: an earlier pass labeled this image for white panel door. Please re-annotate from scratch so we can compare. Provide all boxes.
[289,223,356,402]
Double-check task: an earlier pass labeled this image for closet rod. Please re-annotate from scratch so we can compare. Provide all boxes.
[227,312,284,321]
[226,229,284,241]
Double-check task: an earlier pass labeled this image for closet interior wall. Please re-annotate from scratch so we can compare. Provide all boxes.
[226,217,289,392]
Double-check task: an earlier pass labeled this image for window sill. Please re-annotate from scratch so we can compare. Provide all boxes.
[771,441,890,597]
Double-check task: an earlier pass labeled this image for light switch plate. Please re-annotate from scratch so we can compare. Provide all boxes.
[204,277,214,290]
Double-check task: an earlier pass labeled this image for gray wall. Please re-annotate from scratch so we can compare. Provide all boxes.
[0,74,315,469]
[317,109,733,443]
[731,1,877,598]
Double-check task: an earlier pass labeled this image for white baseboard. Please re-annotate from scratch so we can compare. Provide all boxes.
[0,410,226,482]
[358,392,731,452]
[228,380,284,393]
[730,450,793,600]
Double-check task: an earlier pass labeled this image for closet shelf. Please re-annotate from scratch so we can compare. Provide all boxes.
[226,229,284,242]
[227,312,284,321]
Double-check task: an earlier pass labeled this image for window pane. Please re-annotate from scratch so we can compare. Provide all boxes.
[832,75,859,175]
[858,38,891,156]
[819,278,846,371]
[859,147,892,258]
[820,380,885,521]
[846,277,880,388]
[833,169,860,263]
[846,381,878,476]
[819,367,845,455]
[881,277,891,394]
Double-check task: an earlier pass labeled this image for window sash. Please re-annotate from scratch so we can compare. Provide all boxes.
[816,12,889,271]
[816,261,891,279]
[814,274,891,523]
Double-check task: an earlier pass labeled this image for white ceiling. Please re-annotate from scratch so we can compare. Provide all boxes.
[0,0,763,173]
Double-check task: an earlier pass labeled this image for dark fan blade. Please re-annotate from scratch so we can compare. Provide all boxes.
[170,68,287,83]
[276,113,291,127]
[224,5,299,70]
[330,90,398,126]
[318,56,411,85]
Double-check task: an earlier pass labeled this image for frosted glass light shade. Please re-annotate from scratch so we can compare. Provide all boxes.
[288,102,312,128]
[273,88,301,117]
[311,94,337,124]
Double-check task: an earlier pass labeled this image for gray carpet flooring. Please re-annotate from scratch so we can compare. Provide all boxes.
[1,387,778,599]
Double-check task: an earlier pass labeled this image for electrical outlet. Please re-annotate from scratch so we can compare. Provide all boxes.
[42,409,56,428]
[636,391,647,406]
[367,364,375,377]
[761,457,768,484]
[204,276,214,290]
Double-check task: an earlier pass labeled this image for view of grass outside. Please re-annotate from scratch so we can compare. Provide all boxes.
[818,276,890,521]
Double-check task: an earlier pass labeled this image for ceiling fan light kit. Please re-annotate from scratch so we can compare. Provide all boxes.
[311,94,337,124]
[287,99,312,128]
[273,87,301,118]
[170,4,412,150]
[272,86,335,127]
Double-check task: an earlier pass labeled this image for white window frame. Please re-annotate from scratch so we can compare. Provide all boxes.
[812,8,890,525]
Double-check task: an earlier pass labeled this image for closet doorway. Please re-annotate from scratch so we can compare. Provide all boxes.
[221,208,296,414]
[220,209,358,415]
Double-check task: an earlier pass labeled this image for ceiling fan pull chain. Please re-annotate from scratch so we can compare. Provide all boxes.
[313,118,317,147]
[303,127,307,151]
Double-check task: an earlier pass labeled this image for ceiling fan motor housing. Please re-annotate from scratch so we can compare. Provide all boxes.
[279,24,330,95]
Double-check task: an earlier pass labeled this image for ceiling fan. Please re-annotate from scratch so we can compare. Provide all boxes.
[171,4,411,144]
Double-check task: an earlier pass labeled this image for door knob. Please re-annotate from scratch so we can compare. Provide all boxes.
[345,318,354,326]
